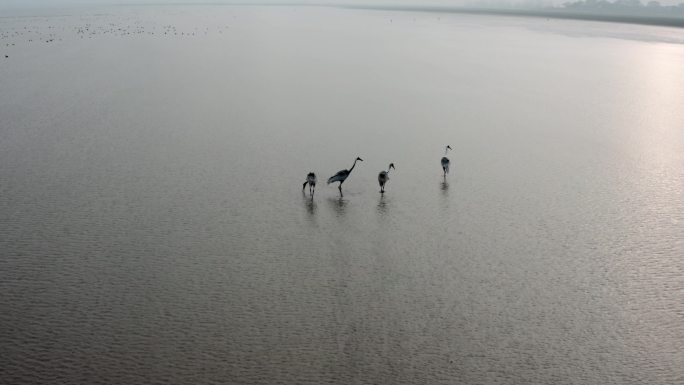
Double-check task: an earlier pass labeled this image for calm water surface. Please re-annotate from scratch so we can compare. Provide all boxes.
[1,6,683,384]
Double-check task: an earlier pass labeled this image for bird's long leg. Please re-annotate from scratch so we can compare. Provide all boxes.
[303,181,307,190]
[338,182,343,197]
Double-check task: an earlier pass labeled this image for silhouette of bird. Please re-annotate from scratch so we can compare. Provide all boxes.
[378,163,395,193]
[327,157,363,196]
[441,145,452,176]
[302,172,317,196]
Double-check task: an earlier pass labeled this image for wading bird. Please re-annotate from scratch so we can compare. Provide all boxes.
[441,145,452,176]
[378,163,395,193]
[328,157,363,196]
[302,172,317,196]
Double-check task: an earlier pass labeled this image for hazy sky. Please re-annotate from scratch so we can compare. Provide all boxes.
[1,0,682,9]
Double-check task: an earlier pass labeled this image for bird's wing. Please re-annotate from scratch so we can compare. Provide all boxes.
[327,170,348,184]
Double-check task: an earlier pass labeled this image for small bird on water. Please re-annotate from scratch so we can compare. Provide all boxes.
[441,145,452,176]
[302,172,317,196]
[328,157,363,197]
[378,163,395,193]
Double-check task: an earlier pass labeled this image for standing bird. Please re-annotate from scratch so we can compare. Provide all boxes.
[378,163,395,193]
[327,157,363,196]
[302,172,317,196]
[441,145,452,176]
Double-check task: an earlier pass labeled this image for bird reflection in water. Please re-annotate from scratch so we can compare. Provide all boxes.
[440,177,449,197]
[302,190,317,219]
[377,195,389,216]
[328,197,348,216]
[304,195,317,216]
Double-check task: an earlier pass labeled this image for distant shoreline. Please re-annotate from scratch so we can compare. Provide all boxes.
[1,3,683,29]
[338,5,684,29]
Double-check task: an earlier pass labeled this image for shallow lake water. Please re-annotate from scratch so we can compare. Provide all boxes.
[1,5,683,384]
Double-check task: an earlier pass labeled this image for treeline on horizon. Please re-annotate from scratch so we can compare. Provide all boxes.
[461,0,684,13]
[349,0,684,28]
[457,1,684,28]
[561,0,684,14]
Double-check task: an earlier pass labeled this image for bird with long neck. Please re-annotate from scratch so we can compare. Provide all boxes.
[302,172,317,196]
[441,145,452,176]
[327,157,363,196]
[378,163,395,193]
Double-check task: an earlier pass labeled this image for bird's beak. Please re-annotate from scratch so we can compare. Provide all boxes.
[359,158,364,161]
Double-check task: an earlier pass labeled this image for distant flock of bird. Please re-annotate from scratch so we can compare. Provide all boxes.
[303,145,452,197]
